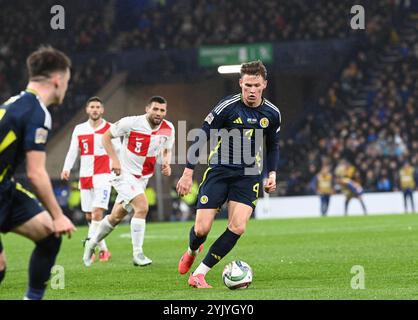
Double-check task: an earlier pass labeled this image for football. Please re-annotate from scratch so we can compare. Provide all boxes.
[222,260,253,290]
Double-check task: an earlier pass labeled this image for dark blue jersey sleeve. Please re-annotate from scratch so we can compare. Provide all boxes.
[266,114,281,173]
[23,107,49,152]
[185,98,233,170]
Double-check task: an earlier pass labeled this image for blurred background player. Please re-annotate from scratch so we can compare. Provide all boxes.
[176,60,281,288]
[83,96,175,267]
[61,96,121,262]
[335,159,367,216]
[315,164,334,216]
[0,46,76,299]
[399,161,416,213]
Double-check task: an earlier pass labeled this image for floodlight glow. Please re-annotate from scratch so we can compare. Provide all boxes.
[217,65,241,74]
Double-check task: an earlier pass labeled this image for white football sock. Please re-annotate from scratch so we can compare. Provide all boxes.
[131,217,146,256]
[90,216,114,247]
[193,262,211,276]
[98,239,108,252]
[87,220,99,239]
[89,220,108,252]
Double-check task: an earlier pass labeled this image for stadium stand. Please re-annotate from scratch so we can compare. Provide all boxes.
[1,0,417,214]
[279,5,418,195]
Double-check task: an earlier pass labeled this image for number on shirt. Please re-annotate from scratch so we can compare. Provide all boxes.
[83,141,89,154]
[78,135,94,155]
[134,140,142,153]
[128,132,150,156]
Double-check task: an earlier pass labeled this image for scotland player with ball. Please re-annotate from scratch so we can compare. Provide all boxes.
[177,60,281,288]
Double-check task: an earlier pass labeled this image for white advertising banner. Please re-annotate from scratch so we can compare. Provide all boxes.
[255,192,417,219]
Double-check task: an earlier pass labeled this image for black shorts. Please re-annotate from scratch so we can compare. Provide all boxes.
[196,166,261,210]
[0,180,44,233]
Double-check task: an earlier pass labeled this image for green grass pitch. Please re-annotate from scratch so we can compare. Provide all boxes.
[1,214,418,300]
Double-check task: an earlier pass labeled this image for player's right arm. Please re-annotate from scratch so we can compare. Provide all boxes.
[103,129,121,175]
[61,126,79,180]
[104,117,133,175]
[177,97,231,196]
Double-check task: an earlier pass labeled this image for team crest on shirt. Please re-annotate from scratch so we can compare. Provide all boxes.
[204,113,214,125]
[34,128,48,144]
[200,195,209,204]
[259,118,269,128]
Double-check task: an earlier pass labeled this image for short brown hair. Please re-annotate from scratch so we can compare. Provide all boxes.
[147,96,167,105]
[240,60,267,79]
[26,45,71,80]
[86,96,103,107]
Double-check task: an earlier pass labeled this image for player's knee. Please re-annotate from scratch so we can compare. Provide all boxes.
[228,224,246,236]
[109,212,123,225]
[0,250,6,284]
[42,224,55,237]
[194,224,210,238]
[91,208,104,221]
[0,252,6,278]
[36,234,62,257]
[85,213,92,223]
[0,267,5,284]
[133,205,148,218]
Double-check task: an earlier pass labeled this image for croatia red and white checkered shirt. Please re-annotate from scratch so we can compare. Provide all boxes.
[63,120,121,189]
[110,115,175,178]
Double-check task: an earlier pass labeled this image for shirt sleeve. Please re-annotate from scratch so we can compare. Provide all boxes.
[111,136,122,157]
[266,114,281,173]
[23,109,50,152]
[110,117,134,138]
[185,102,229,170]
[164,124,175,150]
[63,127,79,171]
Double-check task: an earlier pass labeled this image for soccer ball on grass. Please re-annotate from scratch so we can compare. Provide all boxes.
[222,260,253,290]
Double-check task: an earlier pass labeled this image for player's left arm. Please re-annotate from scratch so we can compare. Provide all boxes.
[61,126,79,180]
[24,117,76,237]
[161,125,175,177]
[104,117,132,175]
[111,135,122,157]
[161,148,172,176]
[264,115,281,193]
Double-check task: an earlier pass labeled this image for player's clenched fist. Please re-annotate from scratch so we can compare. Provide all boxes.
[60,170,70,180]
[177,168,193,196]
[112,158,121,175]
[264,173,277,193]
[162,163,171,176]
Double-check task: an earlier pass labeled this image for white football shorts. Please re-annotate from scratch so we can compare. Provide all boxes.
[111,172,149,210]
[80,186,111,212]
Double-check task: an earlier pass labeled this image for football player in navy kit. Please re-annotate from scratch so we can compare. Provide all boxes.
[0,46,76,299]
[177,60,281,288]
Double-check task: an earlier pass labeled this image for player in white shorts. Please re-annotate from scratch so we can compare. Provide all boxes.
[61,96,121,262]
[83,96,174,267]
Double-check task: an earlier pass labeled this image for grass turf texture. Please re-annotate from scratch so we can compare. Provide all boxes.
[1,214,418,300]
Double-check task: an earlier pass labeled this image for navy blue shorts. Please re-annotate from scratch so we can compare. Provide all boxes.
[403,189,413,197]
[196,166,261,210]
[0,180,45,233]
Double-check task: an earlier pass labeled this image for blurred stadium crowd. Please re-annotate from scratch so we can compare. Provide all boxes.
[281,3,418,195]
[1,0,418,208]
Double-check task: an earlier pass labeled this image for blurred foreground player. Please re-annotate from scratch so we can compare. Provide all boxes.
[61,96,121,262]
[83,96,174,267]
[176,60,281,288]
[0,46,76,299]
